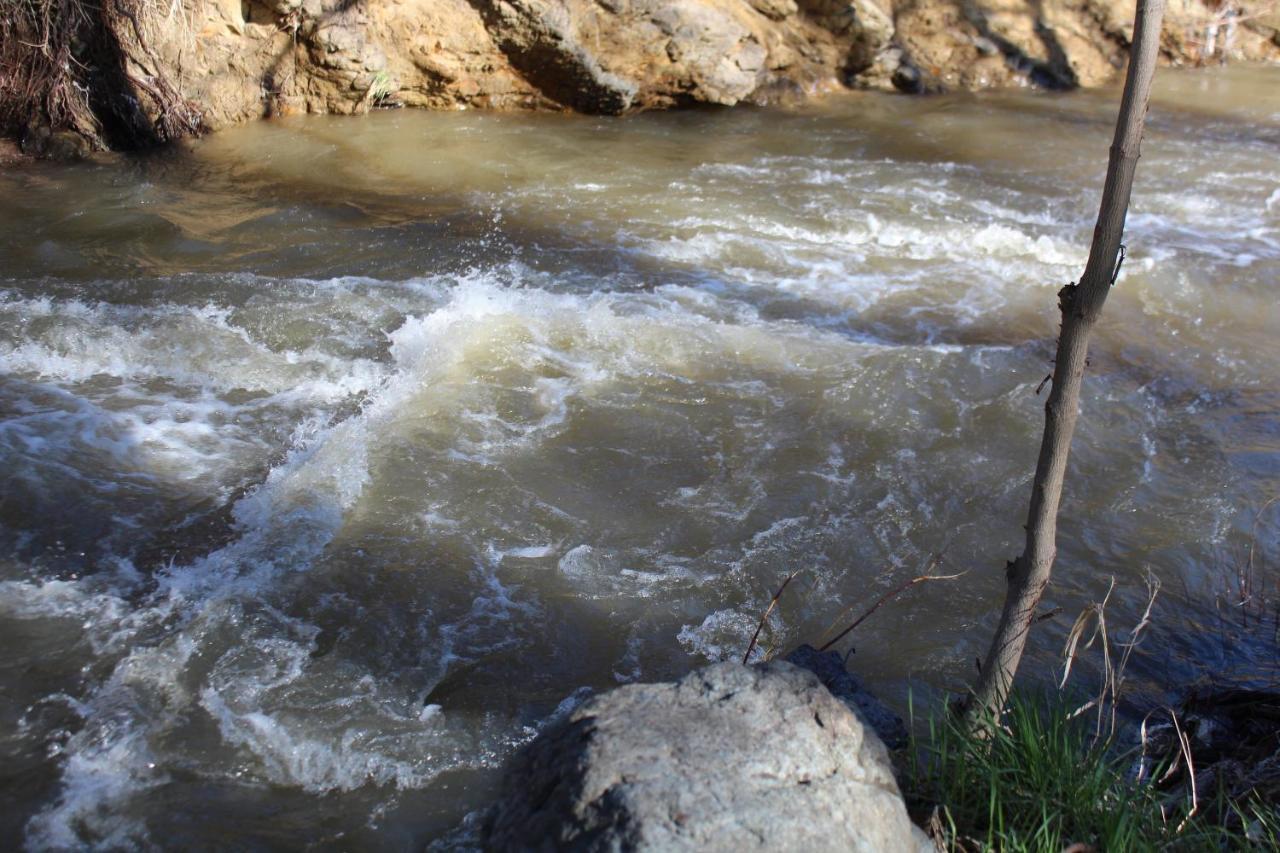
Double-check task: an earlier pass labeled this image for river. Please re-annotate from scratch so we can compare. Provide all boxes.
[1,64,1277,848]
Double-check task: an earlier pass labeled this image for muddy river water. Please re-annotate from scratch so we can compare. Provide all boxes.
[1,65,1277,848]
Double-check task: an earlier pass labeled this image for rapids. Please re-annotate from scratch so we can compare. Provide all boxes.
[1,65,1277,848]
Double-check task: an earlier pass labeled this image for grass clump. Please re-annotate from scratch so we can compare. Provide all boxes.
[903,691,1280,852]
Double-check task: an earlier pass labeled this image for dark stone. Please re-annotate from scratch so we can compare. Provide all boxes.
[890,63,923,94]
[785,644,908,749]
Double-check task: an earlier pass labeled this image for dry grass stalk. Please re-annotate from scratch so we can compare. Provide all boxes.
[1060,573,1160,740]
[1208,497,1280,672]
[1138,706,1199,832]
[1237,496,1279,630]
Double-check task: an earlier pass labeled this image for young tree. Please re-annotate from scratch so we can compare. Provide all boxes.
[967,0,1168,723]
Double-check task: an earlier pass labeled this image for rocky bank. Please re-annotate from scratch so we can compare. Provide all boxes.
[3,0,1279,154]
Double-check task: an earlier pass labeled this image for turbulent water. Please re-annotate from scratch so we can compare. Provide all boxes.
[1,65,1278,848]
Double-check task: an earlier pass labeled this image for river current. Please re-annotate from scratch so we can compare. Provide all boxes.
[1,65,1277,848]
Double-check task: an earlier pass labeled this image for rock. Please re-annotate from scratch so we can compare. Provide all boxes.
[1134,686,1280,812]
[972,35,1000,56]
[798,0,893,71]
[785,644,908,750]
[891,62,925,94]
[474,0,641,114]
[19,124,92,160]
[8,0,1280,149]
[129,0,857,125]
[484,661,925,851]
[748,0,797,21]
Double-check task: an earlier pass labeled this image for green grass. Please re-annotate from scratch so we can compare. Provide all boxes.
[902,692,1280,852]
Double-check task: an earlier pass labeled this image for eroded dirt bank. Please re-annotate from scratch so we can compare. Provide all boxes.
[3,2,1280,156]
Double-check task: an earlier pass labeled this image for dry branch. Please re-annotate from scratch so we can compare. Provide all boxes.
[743,570,801,664]
[816,557,962,653]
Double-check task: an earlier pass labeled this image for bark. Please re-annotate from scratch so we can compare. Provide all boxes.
[966,0,1167,724]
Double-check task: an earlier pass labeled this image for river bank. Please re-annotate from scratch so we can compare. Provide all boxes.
[3,0,1279,156]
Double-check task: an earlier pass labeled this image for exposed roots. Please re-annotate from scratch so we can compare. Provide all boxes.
[0,0,204,155]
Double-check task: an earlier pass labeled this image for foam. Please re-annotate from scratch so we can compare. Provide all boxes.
[636,205,1087,329]
[26,723,162,850]
[201,689,430,792]
[677,609,761,663]
[0,294,382,400]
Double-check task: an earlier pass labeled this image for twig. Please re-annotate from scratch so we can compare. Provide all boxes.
[1139,706,1198,833]
[1110,244,1127,285]
[1034,606,1063,623]
[814,553,949,646]
[743,570,801,664]
[816,557,962,652]
[1245,495,1278,593]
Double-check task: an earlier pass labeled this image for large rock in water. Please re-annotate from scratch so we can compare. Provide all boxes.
[484,661,927,851]
[786,643,908,750]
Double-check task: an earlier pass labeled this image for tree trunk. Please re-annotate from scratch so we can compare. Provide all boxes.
[967,0,1167,724]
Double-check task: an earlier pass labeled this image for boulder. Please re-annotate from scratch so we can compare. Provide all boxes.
[484,661,928,851]
[785,644,908,750]
[1134,687,1280,814]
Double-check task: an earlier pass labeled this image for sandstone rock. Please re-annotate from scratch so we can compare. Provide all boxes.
[10,0,1279,151]
[749,0,798,21]
[474,0,641,114]
[484,661,924,851]
[798,0,893,71]
[123,0,854,127]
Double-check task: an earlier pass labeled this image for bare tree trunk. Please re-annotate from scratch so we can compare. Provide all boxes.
[966,0,1167,724]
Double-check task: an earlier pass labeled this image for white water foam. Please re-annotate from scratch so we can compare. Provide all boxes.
[22,271,887,843]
